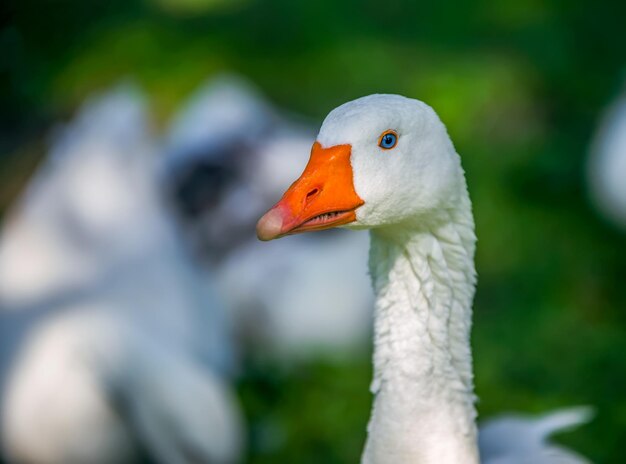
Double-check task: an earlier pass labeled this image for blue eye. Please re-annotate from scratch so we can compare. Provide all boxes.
[379,130,398,149]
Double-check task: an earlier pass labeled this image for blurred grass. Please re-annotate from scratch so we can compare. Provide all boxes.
[238,358,371,463]
[2,0,626,462]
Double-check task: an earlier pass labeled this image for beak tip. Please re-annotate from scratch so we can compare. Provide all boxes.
[256,206,285,241]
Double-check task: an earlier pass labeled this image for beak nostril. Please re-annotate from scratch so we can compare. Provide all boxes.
[306,188,320,202]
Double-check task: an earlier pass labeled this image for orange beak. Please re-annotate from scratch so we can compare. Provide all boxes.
[256,142,364,241]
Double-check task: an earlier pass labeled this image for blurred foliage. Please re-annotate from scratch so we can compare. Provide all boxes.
[2,0,626,462]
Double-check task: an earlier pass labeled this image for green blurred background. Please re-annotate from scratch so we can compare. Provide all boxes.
[2,0,626,462]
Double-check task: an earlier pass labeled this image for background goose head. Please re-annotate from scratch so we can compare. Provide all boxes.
[257,94,467,240]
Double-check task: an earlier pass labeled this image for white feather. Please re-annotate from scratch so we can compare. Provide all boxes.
[588,92,626,230]
[0,85,242,463]
[269,94,592,464]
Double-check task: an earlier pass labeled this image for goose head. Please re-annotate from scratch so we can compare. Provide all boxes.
[256,94,465,240]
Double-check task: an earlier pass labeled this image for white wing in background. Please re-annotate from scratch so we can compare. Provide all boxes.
[479,406,594,464]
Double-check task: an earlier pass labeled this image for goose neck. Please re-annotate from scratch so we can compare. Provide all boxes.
[362,207,478,464]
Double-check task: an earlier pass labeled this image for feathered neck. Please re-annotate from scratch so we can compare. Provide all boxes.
[362,189,479,464]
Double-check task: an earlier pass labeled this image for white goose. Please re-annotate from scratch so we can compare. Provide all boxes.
[587,88,626,230]
[0,85,242,464]
[257,94,591,463]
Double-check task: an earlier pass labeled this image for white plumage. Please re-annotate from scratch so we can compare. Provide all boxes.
[588,88,626,230]
[479,407,594,464]
[163,75,374,358]
[257,94,592,463]
[216,231,372,358]
[0,85,242,464]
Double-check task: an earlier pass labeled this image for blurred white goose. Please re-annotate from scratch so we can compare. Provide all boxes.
[163,75,373,358]
[0,85,242,464]
[217,230,371,358]
[587,87,626,230]
[257,94,591,463]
